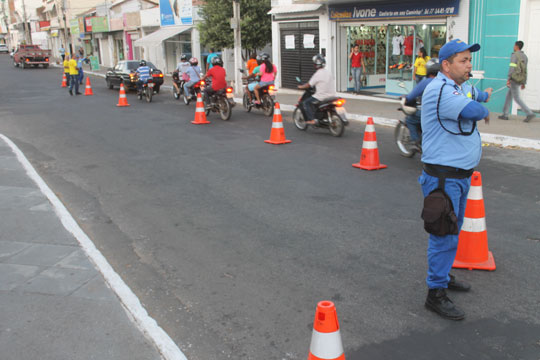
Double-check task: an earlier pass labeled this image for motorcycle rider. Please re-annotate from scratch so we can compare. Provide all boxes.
[402,58,441,148]
[173,54,190,95]
[135,60,151,95]
[183,57,202,99]
[243,55,263,104]
[202,56,227,106]
[253,53,277,105]
[297,54,336,125]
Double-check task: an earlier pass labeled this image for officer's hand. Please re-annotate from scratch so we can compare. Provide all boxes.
[506,80,511,88]
[484,114,490,125]
[521,84,525,90]
[484,87,493,102]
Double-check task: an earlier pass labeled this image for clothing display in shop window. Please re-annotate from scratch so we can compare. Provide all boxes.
[404,35,414,56]
[392,35,404,55]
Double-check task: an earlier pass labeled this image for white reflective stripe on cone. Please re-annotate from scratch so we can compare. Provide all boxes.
[365,124,375,132]
[467,185,483,200]
[461,217,486,232]
[310,329,344,360]
[274,109,281,115]
[196,108,205,113]
[362,140,378,149]
[119,94,126,98]
[272,121,284,128]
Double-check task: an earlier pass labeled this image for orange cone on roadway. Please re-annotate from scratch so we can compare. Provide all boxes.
[308,301,345,360]
[191,92,210,124]
[264,102,291,144]
[61,73,68,87]
[84,77,94,96]
[116,83,130,107]
[352,117,387,170]
[453,171,496,271]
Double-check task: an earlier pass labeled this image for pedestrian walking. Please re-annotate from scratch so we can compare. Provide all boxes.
[59,45,65,61]
[499,41,536,123]
[68,54,81,95]
[349,45,365,94]
[418,39,492,321]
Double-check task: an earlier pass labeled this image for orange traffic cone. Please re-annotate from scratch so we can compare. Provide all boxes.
[84,77,94,96]
[308,301,345,360]
[264,102,291,144]
[61,73,68,87]
[191,93,210,124]
[453,171,496,271]
[352,117,387,170]
[116,83,130,107]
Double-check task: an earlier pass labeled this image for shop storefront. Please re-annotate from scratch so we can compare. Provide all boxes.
[329,1,461,95]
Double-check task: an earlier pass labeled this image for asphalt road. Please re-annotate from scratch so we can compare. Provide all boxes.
[1,56,539,360]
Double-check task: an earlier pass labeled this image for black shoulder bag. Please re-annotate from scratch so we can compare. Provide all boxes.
[421,176,459,236]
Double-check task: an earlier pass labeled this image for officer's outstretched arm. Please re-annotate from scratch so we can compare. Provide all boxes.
[459,102,489,121]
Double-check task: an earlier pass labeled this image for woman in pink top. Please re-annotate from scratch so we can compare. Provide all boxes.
[254,53,277,104]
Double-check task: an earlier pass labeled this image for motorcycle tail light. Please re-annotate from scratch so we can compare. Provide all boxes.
[268,85,277,92]
[226,87,233,93]
[200,81,205,86]
[333,99,346,107]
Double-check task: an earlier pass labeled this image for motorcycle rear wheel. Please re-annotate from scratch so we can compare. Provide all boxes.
[219,97,231,121]
[145,87,153,102]
[293,108,307,131]
[394,122,417,158]
[329,114,345,137]
[243,93,252,112]
[261,94,274,117]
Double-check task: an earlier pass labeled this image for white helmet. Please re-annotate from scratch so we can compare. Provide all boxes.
[400,97,417,115]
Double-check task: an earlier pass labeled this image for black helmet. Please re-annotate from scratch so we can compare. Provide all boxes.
[181,54,188,61]
[139,60,147,66]
[212,56,223,67]
[260,53,270,61]
[312,54,326,68]
[189,57,198,66]
[426,58,440,76]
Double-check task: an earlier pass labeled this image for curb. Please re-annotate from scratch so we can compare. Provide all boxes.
[73,67,540,151]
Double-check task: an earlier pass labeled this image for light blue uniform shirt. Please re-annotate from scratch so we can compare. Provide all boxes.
[421,72,485,170]
[186,66,201,82]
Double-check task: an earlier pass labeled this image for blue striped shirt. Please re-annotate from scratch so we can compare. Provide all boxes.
[136,66,151,81]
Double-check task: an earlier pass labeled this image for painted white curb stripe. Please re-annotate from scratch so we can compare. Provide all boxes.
[362,140,378,149]
[461,217,487,232]
[272,122,284,129]
[467,185,483,200]
[0,134,187,360]
[310,329,344,359]
[364,124,375,132]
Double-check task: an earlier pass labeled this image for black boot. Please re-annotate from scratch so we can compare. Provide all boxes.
[448,274,471,292]
[425,288,465,320]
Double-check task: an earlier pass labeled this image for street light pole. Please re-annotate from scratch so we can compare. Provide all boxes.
[21,0,32,44]
[1,0,12,49]
[232,0,242,96]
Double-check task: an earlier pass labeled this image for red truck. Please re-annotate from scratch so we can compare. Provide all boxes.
[13,44,51,69]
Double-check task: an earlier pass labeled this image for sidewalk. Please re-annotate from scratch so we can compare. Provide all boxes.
[0,135,185,360]
[72,62,540,150]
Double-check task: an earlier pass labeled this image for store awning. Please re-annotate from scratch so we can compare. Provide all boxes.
[268,4,322,15]
[134,26,191,47]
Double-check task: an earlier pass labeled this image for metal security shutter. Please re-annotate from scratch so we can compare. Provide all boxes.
[280,22,319,89]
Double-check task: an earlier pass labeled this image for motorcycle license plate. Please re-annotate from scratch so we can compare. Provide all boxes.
[148,83,155,88]
[336,106,347,120]
[226,93,234,99]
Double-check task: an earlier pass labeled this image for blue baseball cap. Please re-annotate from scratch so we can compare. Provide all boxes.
[439,39,481,61]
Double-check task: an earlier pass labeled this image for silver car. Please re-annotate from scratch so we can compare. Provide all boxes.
[0,44,9,54]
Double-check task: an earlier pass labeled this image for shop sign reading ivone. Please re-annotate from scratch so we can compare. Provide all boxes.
[329,0,460,21]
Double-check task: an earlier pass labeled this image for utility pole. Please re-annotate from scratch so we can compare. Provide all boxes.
[21,0,32,44]
[57,0,69,54]
[1,0,12,49]
[231,0,242,96]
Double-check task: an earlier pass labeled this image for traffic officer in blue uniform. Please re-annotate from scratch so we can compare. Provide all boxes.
[419,39,493,320]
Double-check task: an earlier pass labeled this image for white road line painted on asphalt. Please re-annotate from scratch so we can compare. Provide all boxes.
[0,134,188,360]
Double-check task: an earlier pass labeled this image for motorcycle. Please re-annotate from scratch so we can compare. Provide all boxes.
[136,77,154,103]
[239,69,276,117]
[183,79,205,105]
[395,97,422,157]
[203,86,235,121]
[292,77,348,137]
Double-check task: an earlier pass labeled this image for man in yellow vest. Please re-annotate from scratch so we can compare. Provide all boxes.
[63,53,70,87]
[68,54,81,95]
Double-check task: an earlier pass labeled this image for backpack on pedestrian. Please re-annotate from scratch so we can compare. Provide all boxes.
[510,53,527,84]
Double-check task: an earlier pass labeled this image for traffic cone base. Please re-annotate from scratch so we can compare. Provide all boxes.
[191,93,210,124]
[84,77,94,96]
[452,171,496,271]
[265,102,291,144]
[352,118,386,170]
[116,83,130,107]
[308,301,345,360]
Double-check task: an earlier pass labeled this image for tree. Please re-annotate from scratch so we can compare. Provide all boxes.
[197,0,271,57]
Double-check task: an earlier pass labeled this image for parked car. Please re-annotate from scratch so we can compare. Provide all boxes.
[13,45,51,68]
[0,44,9,54]
[105,60,164,93]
